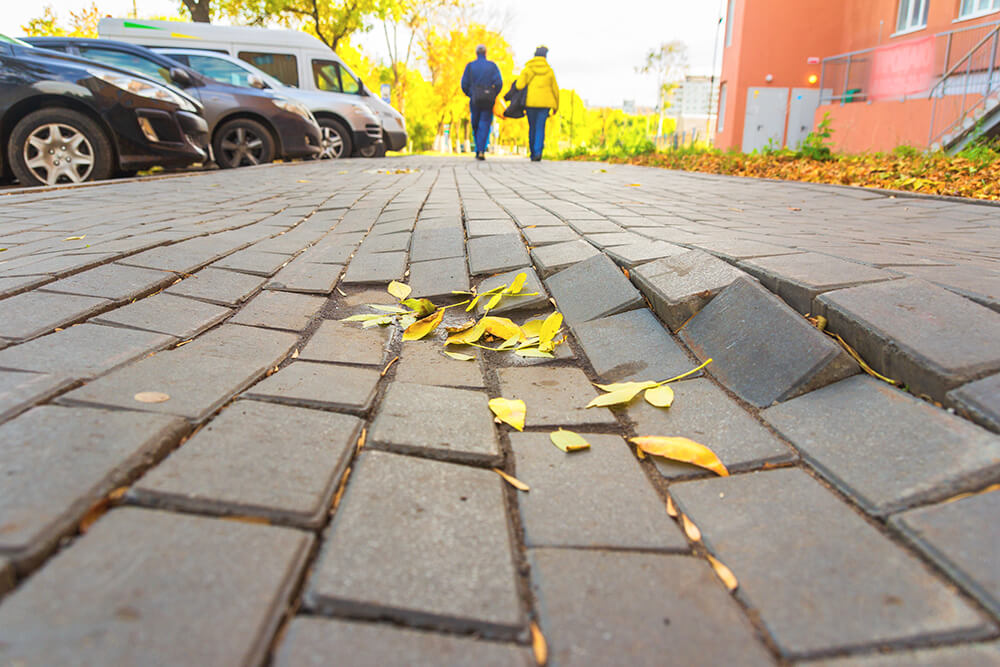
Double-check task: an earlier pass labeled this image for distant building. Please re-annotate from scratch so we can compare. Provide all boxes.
[622,99,637,114]
[664,74,719,140]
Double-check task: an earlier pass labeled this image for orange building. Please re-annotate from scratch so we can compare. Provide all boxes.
[717,0,1000,153]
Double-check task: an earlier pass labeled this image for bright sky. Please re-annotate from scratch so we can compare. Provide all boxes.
[0,0,726,108]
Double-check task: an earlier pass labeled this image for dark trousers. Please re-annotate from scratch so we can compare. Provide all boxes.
[526,107,550,159]
[470,105,492,154]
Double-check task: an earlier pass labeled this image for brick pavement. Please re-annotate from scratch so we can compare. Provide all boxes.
[0,157,999,665]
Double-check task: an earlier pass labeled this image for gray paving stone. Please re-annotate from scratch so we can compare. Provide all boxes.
[0,507,312,665]
[681,277,859,407]
[496,366,617,427]
[297,239,356,265]
[229,290,325,331]
[0,556,11,595]
[304,450,524,638]
[244,361,380,414]
[571,308,694,382]
[467,219,519,238]
[0,370,74,423]
[4,252,117,277]
[164,266,265,306]
[0,274,52,299]
[692,239,801,262]
[474,267,549,315]
[0,406,187,571]
[212,249,291,276]
[810,642,1000,666]
[41,264,174,301]
[628,378,795,478]
[131,400,362,528]
[949,372,1000,433]
[510,432,685,550]
[120,238,236,273]
[342,251,407,284]
[394,340,485,388]
[605,240,688,268]
[900,264,1000,312]
[632,249,749,331]
[529,549,775,667]
[544,253,643,324]
[94,293,231,339]
[357,232,410,254]
[467,234,530,275]
[817,278,1000,403]
[275,617,533,667]
[0,323,175,379]
[409,228,465,262]
[265,257,342,294]
[530,239,601,278]
[890,490,1000,619]
[522,226,579,247]
[0,291,110,342]
[670,468,993,658]
[762,375,1000,515]
[408,257,470,298]
[584,231,645,249]
[300,319,388,366]
[370,381,499,465]
[566,218,621,234]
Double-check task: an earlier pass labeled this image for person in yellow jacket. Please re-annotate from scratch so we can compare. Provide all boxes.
[516,46,558,161]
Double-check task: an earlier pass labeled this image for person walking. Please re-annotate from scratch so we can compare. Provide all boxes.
[461,44,503,161]
[516,46,559,161]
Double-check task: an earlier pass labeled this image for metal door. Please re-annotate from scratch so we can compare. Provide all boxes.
[742,87,788,152]
[786,88,832,148]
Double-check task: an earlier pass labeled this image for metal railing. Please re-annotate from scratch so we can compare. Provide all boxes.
[928,24,1000,146]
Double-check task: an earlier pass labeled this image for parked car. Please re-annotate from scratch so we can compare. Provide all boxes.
[98,18,407,154]
[0,33,208,186]
[24,36,322,168]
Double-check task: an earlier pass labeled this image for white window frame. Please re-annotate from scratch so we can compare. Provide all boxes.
[717,83,727,132]
[725,0,736,47]
[957,0,1000,20]
[894,0,929,35]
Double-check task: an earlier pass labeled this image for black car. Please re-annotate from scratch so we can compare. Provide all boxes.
[25,37,322,169]
[0,34,208,186]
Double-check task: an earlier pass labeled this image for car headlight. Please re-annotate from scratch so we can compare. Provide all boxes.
[272,99,314,122]
[89,69,199,113]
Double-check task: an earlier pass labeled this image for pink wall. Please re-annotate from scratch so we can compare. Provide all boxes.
[816,99,936,153]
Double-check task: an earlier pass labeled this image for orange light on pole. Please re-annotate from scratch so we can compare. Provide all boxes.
[808,74,819,85]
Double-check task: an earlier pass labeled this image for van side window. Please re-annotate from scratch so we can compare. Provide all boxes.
[238,51,298,87]
[337,63,360,94]
[312,60,342,93]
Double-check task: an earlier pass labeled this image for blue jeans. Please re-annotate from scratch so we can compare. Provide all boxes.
[470,104,492,153]
[526,107,549,159]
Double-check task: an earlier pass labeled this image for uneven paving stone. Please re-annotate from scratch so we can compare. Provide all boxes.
[584,231,646,249]
[0,370,74,423]
[899,264,1000,312]
[544,253,643,324]
[212,249,291,276]
[816,278,1000,402]
[466,219,519,238]
[0,406,188,571]
[299,319,388,366]
[565,218,621,234]
[40,264,174,301]
[275,617,533,667]
[605,240,688,268]
[810,642,1000,666]
[130,400,362,528]
[342,251,407,284]
[571,309,694,382]
[739,252,898,315]
[244,362,380,414]
[265,258,343,294]
[692,239,800,262]
[370,382,499,465]
[0,275,52,299]
[164,267,265,306]
[297,239,356,265]
[530,239,601,278]
[121,240,236,274]
[510,432,685,550]
[670,468,994,659]
[229,290,325,332]
[408,257,470,298]
[949,372,1000,433]
[496,366,617,427]
[305,450,524,638]
[474,267,549,315]
[357,231,410,254]
[530,549,775,667]
[762,375,1000,515]
[681,277,859,407]
[0,323,175,380]
[467,234,530,275]
[409,228,465,262]
[394,340,485,388]
[629,378,795,478]
[94,293,231,339]
[0,291,110,342]
[890,490,1000,619]
[0,508,312,665]
[522,226,580,247]
[631,249,749,331]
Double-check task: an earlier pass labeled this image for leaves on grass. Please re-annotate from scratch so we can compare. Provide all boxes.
[550,428,591,452]
[444,351,476,361]
[489,397,526,431]
[629,436,729,476]
[402,308,444,341]
[134,391,170,403]
[494,468,530,491]
[387,280,411,300]
[644,384,675,408]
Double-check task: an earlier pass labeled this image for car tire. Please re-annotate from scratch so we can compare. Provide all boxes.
[358,141,386,158]
[8,108,113,186]
[317,118,352,159]
[213,118,275,168]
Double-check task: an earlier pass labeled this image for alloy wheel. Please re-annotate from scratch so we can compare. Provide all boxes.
[220,127,265,166]
[319,125,345,159]
[23,123,95,185]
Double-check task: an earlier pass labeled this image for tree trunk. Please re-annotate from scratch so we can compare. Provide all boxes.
[182,0,211,22]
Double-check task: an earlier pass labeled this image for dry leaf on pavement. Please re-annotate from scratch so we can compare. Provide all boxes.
[550,428,591,452]
[644,384,675,408]
[586,381,657,408]
[402,308,444,341]
[387,280,411,300]
[494,468,530,491]
[443,351,475,361]
[630,436,729,476]
[530,622,547,665]
[489,397,526,431]
[707,554,739,591]
[134,391,170,403]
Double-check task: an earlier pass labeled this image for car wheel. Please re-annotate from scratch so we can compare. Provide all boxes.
[358,141,386,158]
[213,118,275,168]
[317,118,352,159]
[8,108,113,186]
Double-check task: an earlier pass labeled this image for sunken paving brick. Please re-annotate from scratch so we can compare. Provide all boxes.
[762,375,1000,515]
[571,309,695,383]
[0,406,188,572]
[243,361,380,414]
[409,228,465,262]
[211,249,291,276]
[164,267,266,306]
[544,253,643,324]
[529,549,775,667]
[949,373,1000,433]
[304,450,524,639]
[0,370,75,424]
[816,278,1000,403]
[0,508,312,665]
[229,290,325,332]
[265,258,343,295]
[890,490,1000,619]
[356,231,410,254]
[40,264,174,301]
[584,231,646,249]
[530,239,601,278]
[670,468,994,659]
[467,234,531,275]
[466,219,519,238]
[0,291,110,342]
[299,319,388,366]
[408,257,470,298]
[342,251,407,284]
[681,277,859,407]
[605,240,688,268]
[631,249,749,331]
[522,226,580,247]
[394,340,486,388]
[496,366,617,428]
[510,432,686,550]
[369,382,499,465]
[93,293,231,339]
[474,267,549,315]
[628,378,795,478]
[130,400,362,528]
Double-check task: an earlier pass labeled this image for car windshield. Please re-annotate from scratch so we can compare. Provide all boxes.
[0,34,33,47]
[183,54,259,87]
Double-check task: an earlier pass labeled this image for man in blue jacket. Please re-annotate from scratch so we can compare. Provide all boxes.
[461,45,503,160]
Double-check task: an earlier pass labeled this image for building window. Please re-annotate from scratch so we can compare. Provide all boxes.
[896,0,929,33]
[718,83,727,132]
[959,0,1000,18]
[725,0,736,47]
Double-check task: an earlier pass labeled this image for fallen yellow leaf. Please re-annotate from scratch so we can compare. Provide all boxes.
[444,351,475,361]
[682,514,702,542]
[489,397,526,431]
[586,382,657,408]
[538,311,562,352]
[371,304,410,314]
[550,428,591,452]
[134,391,170,403]
[380,356,399,376]
[521,318,544,338]
[665,495,678,517]
[402,308,443,341]
[644,384,675,408]
[494,468,530,491]
[483,292,504,312]
[510,272,528,294]
[707,554,738,592]
[531,622,547,665]
[446,319,487,345]
[630,436,729,476]
[402,298,436,317]
[64,235,86,241]
[445,320,477,333]
[482,316,523,342]
[660,358,713,384]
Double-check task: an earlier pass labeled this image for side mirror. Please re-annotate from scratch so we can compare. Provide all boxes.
[247,75,267,89]
[169,67,192,87]
[358,81,369,96]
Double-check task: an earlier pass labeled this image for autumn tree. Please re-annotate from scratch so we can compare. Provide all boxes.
[180,0,212,22]
[637,40,688,137]
[23,3,103,37]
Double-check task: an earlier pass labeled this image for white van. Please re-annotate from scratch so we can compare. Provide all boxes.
[98,18,407,155]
